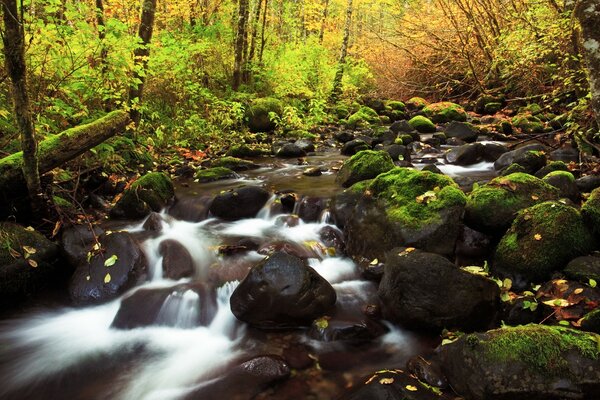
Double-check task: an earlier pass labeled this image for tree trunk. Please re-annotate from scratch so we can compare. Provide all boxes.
[0,111,131,193]
[246,0,263,82]
[318,0,329,44]
[329,0,353,103]
[575,0,600,130]
[233,0,249,90]
[128,0,157,125]
[258,0,268,64]
[1,0,43,211]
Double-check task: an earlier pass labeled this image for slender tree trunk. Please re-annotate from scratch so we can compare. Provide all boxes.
[247,0,263,66]
[318,0,329,44]
[1,0,43,211]
[233,0,249,90]
[575,0,600,130]
[128,0,157,125]
[258,0,268,64]
[329,0,353,103]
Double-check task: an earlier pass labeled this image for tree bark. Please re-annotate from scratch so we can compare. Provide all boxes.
[0,111,131,192]
[246,0,263,80]
[233,0,250,90]
[258,0,268,64]
[1,0,43,210]
[318,0,329,44]
[329,0,353,103]
[575,0,600,130]
[128,0,157,125]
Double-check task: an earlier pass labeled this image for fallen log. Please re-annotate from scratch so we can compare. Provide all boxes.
[0,110,130,192]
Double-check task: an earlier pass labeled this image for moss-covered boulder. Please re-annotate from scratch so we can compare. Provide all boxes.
[346,106,380,128]
[0,223,61,308]
[465,173,559,234]
[110,172,175,219]
[384,100,406,111]
[335,150,395,188]
[245,97,283,132]
[475,94,505,114]
[226,144,269,158]
[408,115,436,133]
[582,186,600,236]
[494,201,596,282]
[534,160,569,178]
[195,167,238,183]
[565,255,600,283]
[512,114,545,134]
[439,324,600,400]
[339,168,467,258]
[405,97,429,110]
[211,156,260,171]
[423,102,468,123]
[542,170,579,201]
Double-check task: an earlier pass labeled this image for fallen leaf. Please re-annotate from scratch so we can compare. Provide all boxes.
[370,258,379,265]
[574,288,584,295]
[104,254,118,267]
[534,234,542,241]
[28,259,38,268]
[8,248,21,258]
[25,226,35,232]
[405,385,418,391]
[531,195,539,200]
[379,378,394,385]
[104,273,111,284]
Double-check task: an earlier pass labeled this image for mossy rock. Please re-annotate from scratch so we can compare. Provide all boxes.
[423,102,468,123]
[581,308,600,333]
[246,97,284,132]
[408,115,436,133]
[500,163,527,176]
[195,167,238,183]
[519,103,543,114]
[335,150,395,188]
[542,170,579,200]
[440,324,600,399]
[211,156,259,171]
[494,201,596,282]
[333,104,351,120]
[405,97,429,110]
[384,100,406,111]
[582,186,600,236]
[465,173,559,234]
[111,172,174,219]
[226,144,269,158]
[284,129,317,140]
[534,160,569,178]
[512,114,545,134]
[346,106,380,128]
[483,102,503,114]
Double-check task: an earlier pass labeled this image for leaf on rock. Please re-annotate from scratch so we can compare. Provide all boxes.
[405,384,418,391]
[104,273,112,284]
[104,254,118,267]
[27,259,38,268]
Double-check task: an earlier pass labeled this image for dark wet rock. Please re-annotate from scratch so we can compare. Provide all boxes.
[475,94,505,114]
[211,156,260,171]
[282,344,313,370]
[379,248,499,331]
[195,167,238,183]
[0,223,61,308]
[339,369,442,400]
[274,214,301,228]
[439,324,600,400]
[389,119,416,134]
[445,143,484,165]
[534,160,569,178]
[481,142,509,162]
[294,138,315,153]
[319,226,345,255]
[421,164,443,174]
[279,192,297,213]
[542,171,579,201]
[582,186,600,236]
[372,130,397,146]
[183,355,290,400]
[501,295,543,326]
[296,196,326,222]
[69,232,147,304]
[230,251,336,328]
[535,279,600,325]
[111,282,217,329]
[455,225,492,266]
[564,255,600,283]
[336,150,395,187]
[384,144,411,162]
[209,186,270,221]
[493,143,547,172]
[61,224,105,267]
[110,172,175,219]
[335,130,355,143]
[341,139,370,156]
[257,241,320,259]
[273,142,306,158]
[143,212,163,232]
[577,174,600,193]
[308,318,387,343]
[159,239,194,279]
[227,144,268,158]
[581,308,600,333]
[168,196,212,222]
[465,173,559,234]
[444,121,478,142]
[495,201,595,283]
[549,146,579,163]
[407,355,448,388]
[303,167,322,176]
[446,137,466,146]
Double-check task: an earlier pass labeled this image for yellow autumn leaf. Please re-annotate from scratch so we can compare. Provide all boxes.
[27,259,38,268]
[405,384,418,391]
[531,195,539,200]
[22,246,37,255]
[104,273,112,284]
[574,288,584,295]
[534,234,542,241]
[379,377,394,385]
[370,258,379,265]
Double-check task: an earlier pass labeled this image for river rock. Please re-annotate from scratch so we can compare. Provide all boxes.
[194,167,238,183]
[582,186,600,236]
[444,121,478,142]
[0,223,61,308]
[493,143,547,172]
[335,130,355,143]
[384,143,411,162]
[209,186,270,220]
[542,171,579,201]
[294,138,315,153]
[303,167,322,176]
[69,231,147,304]
[341,139,370,156]
[445,143,484,165]
[274,142,306,158]
[336,150,395,187]
[455,225,493,266]
[257,240,320,259]
[319,226,345,255]
[423,101,467,123]
[110,172,175,219]
[167,196,212,222]
[210,156,260,171]
[296,196,326,222]
[439,324,600,400]
[534,160,569,178]
[61,224,105,267]
[111,282,217,329]
[389,119,416,135]
[229,251,336,329]
[577,174,600,193]
[564,255,600,283]
[159,239,195,279]
[339,369,442,400]
[407,355,448,389]
[378,248,499,331]
[549,146,579,163]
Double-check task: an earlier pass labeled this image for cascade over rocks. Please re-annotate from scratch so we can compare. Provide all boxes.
[378,248,500,331]
[229,251,336,329]
[209,186,270,220]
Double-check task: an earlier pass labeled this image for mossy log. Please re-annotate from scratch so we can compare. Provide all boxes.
[0,110,130,192]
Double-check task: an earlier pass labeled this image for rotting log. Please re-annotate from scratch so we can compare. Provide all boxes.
[0,110,130,192]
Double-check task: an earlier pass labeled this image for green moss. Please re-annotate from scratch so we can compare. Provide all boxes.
[473,324,599,375]
[346,106,380,128]
[519,103,543,114]
[384,100,406,111]
[336,150,395,188]
[408,115,436,133]
[112,172,174,219]
[582,187,600,236]
[0,223,52,266]
[501,163,527,176]
[465,173,559,233]
[495,201,596,281]
[226,144,268,158]
[406,97,429,109]
[512,114,545,134]
[195,167,237,183]
[484,102,502,114]
[52,196,75,209]
[543,170,575,182]
[362,167,466,229]
[423,102,467,123]
[211,156,257,171]
[246,97,284,132]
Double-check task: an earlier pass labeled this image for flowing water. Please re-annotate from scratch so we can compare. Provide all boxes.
[0,146,495,400]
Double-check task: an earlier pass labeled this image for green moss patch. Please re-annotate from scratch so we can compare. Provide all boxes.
[582,187,600,236]
[195,167,237,183]
[512,114,545,134]
[423,102,467,123]
[336,150,395,188]
[346,106,380,128]
[245,97,283,132]
[406,97,429,110]
[408,115,436,133]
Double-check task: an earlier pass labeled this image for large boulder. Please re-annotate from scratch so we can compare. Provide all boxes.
[465,173,559,234]
[194,167,238,183]
[167,196,212,222]
[439,324,600,400]
[542,170,579,201]
[445,143,485,165]
[159,239,195,279]
[423,102,467,123]
[493,143,547,171]
[346,106,380,128]
[110,172,174,219]
[210,156,260,171]
[494,201,596,283]
[0,223,61,308]
[273,142,306,158]
[444,121,478,142]
[378,249,499,331]
[408,115,436,133]
[229,251,336,329]
[565,255,600,283]
[335,150,395,188]
[69,231,147,304]
[512,113,545,134]
[246,97,283,132]
[209,186,270,220]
